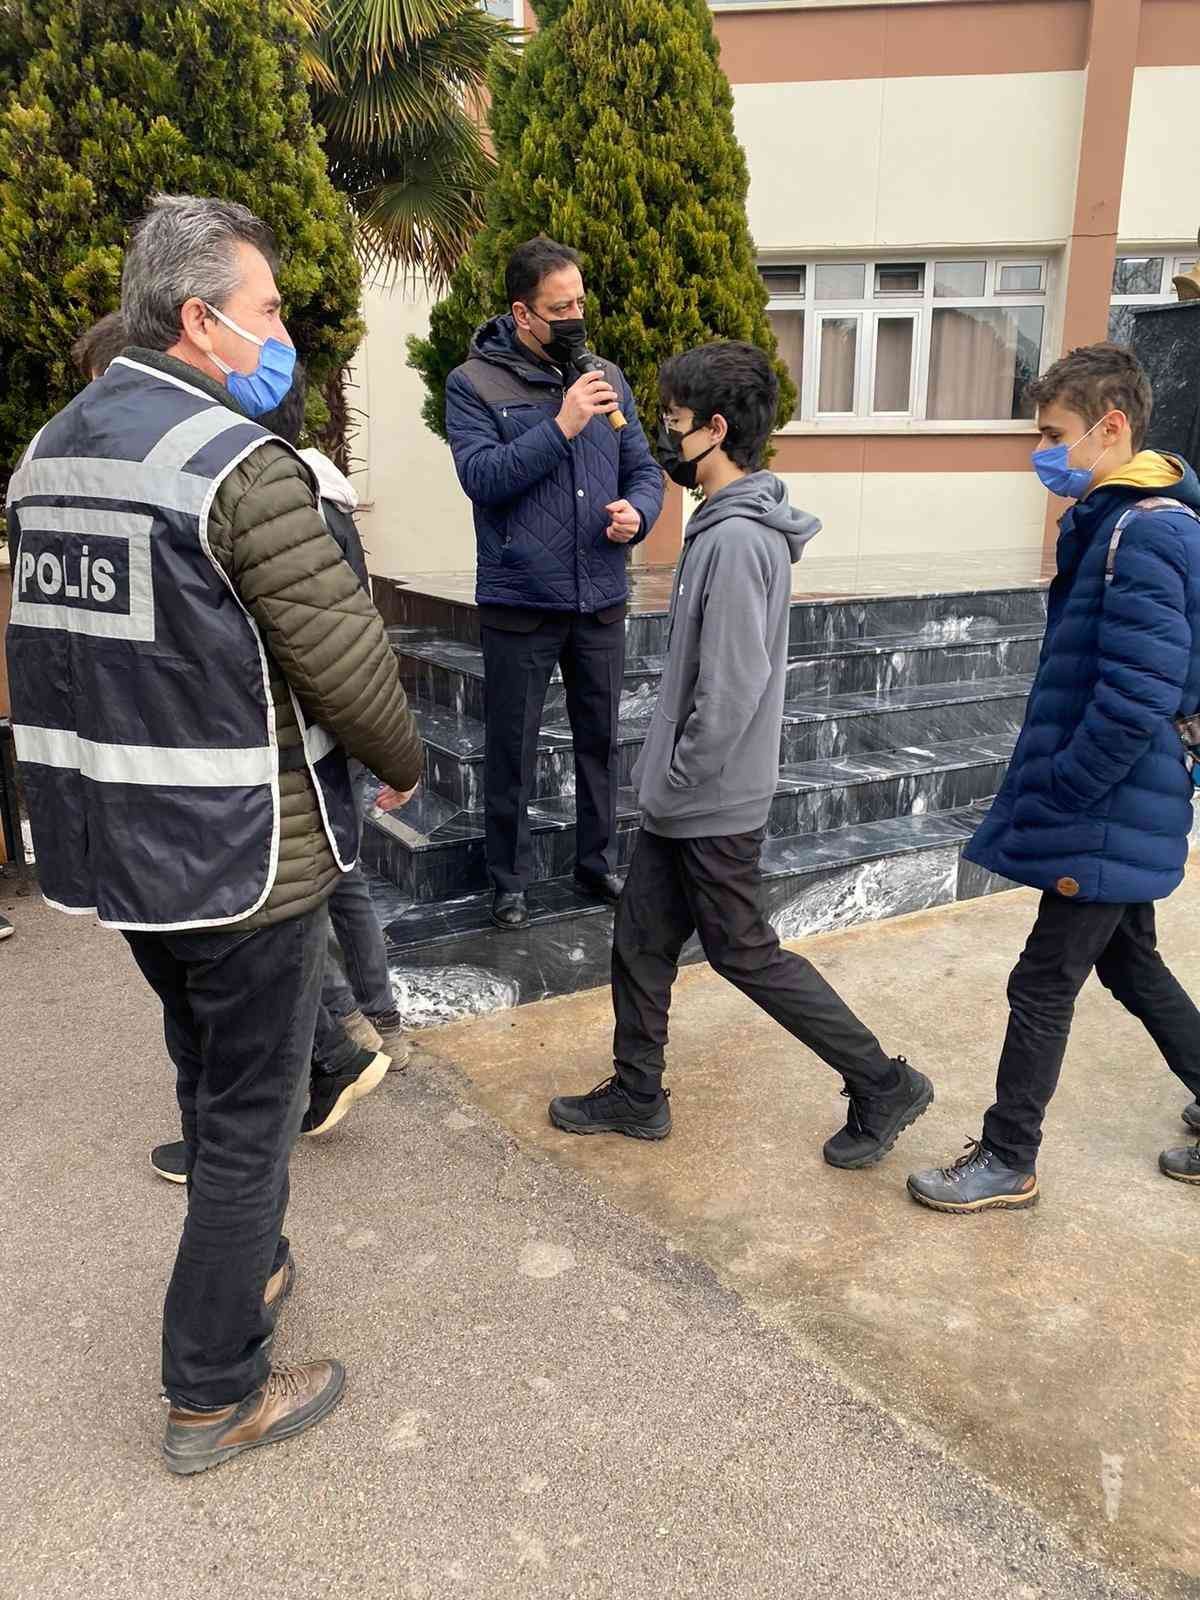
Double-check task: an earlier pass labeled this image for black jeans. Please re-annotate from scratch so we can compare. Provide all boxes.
[125,906,328,1409]
[982,894,1200,1171]
[612,826,894,1095]
[481,612,624,893]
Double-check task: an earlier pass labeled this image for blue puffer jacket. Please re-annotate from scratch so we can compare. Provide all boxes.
[966,454,1200,903]
[445,315,664,613]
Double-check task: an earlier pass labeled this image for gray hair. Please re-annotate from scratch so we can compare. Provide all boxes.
[120,194,278,351]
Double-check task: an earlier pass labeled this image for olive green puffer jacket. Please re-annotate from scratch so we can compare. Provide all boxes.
[141,352,422,927]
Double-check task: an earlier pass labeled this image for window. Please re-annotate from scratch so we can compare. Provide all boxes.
[1109,251,1199,345]
[762,256,1049,426]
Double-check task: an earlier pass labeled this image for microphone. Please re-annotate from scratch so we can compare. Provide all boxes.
[573,352,627,431]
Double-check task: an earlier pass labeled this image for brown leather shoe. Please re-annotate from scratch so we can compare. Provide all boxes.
[264,1255,296,1314]
[162,1360,346,1475]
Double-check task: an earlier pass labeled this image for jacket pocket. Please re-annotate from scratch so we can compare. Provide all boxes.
[635,706,725,822]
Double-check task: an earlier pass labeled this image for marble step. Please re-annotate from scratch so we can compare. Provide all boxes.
[407,674,1031,811]
[363,733,1016,904]
[367,800,1016,1026]
[390,619,1042,723]
[378,579,1048,659]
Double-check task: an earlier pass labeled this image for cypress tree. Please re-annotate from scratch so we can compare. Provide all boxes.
[408,0,795,443]
[0,0,363,499]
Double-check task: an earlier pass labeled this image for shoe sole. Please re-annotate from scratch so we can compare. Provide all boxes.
[906,1179,1040,1214]
[162,1364,346,1476]
[302,1053,391,1138]
[548,1108,671,1141]
[0,926,13,941]
[1159,1158,1200,1184]
[490,915,529,932]
[823,1075,935,1170]
[150,1158,188,1185]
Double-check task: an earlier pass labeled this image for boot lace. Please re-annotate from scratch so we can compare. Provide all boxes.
[582,1076,668,1109]
[266,1365,304,1401]
[939,1137,986,1183]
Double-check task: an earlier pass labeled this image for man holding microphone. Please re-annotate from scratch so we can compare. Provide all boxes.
[445,238,664,930]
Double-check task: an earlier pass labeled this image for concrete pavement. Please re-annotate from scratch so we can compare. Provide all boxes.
[433,875,1200,1599]
[0,873,1184,1600]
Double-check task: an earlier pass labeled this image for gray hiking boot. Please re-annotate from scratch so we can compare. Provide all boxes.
[1159,1142,1200,1185]
[1181,1100,1200,1133]
[907,1138,1039,1214]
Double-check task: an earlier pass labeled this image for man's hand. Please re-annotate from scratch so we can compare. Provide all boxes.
[556,370,620,440]
[605,500,642,543]
[375,783,419,812]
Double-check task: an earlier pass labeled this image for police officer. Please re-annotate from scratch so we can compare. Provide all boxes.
[5,194,423,1473]
[445,238,664,931]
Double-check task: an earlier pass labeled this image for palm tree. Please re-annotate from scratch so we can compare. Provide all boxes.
[287,0,515,289]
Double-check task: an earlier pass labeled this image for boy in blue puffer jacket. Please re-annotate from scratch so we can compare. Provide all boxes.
[909,343,1200,1213]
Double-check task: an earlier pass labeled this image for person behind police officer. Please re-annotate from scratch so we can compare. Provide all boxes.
[445,238,665,931]
[4,194,423,1473]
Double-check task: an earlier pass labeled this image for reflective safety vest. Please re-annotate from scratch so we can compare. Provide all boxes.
[4,355,358,931]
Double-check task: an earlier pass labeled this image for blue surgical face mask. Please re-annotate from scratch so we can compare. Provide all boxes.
[204,302,296,418]
[1031,414,1111,499]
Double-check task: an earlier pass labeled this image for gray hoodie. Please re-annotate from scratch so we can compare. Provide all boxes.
[632,471,820,838]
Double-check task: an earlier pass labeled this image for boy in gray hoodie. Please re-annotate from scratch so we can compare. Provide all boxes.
[549,342,931,1165]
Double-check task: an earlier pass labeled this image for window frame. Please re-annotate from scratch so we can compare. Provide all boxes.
[1107,246,1199,349]
[1110,249,1199,307]
[763,253,1053,435]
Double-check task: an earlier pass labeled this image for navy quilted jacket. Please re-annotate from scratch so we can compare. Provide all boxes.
[445,315,664,613]
[965,455,1200,903]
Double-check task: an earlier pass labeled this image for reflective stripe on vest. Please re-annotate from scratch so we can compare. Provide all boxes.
[12,724,276,788]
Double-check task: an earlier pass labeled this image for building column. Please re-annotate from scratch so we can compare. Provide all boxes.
[1043,0,1143,555]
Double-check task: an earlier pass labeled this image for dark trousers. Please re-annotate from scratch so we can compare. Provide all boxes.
[982,894,1200,1172]
[612,826,894,1095]
[320,861,394,1022]
[481,612,624,894]
[125,906,328,1409]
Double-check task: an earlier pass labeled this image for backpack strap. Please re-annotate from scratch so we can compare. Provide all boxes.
[1105,496,1200,584]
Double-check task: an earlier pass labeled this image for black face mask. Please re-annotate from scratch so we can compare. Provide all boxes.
[657,421,717,490]
[529,312,588,368]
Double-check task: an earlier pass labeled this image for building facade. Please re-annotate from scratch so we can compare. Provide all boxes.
[353,0,1200,578]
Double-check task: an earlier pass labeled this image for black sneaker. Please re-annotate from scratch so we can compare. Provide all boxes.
[1159,1142,1200,1184]
[302,1049,390,1137]
[151,1140,188,1184]
[548,1076,671,1140]
[1182,1100,1200,1133]
[823,1058,933,1169]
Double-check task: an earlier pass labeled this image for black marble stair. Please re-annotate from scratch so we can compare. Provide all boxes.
[390,620,1042,726]
[362,732,1018,904]
[361,567,1050,1027]
[379,576,1049,658]
[402,670,1033,814]
[359,800,1017,1024]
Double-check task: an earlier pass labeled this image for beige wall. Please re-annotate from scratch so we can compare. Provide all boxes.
[734,71,1085,253]
[350,280,475,580]
[776,473,1045,563]
[1119,67,1200,243]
